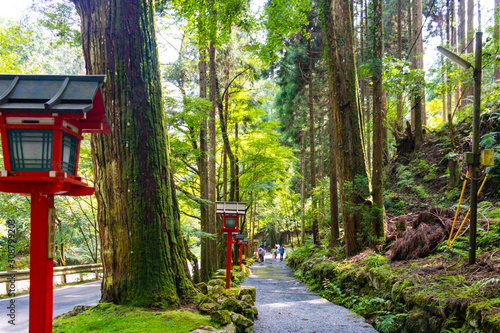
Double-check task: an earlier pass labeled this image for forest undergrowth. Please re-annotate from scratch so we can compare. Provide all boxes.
[286,111,500,333]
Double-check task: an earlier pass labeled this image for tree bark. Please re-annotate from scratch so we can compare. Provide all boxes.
[412,0,424,151]
[396,0,403,131]
[300,130,305,245]
[73,0,195,306]
[208,2,218,270]
[308,38,319,245]
[371,0,385,239]
[328,90,339,248]
[495,0,500,81]
[199,46,212,281]
[323,0,370,256]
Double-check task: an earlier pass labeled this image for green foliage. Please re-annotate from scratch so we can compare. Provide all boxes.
[376,312,407,333]
[32,0,82,47]
[0,23,34,73]
[362,253,389,269]
[259,0,312,63]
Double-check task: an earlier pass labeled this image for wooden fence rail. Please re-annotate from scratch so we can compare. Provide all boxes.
[0,263,103,294]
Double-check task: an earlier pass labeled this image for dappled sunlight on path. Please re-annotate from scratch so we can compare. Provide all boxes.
[242,253,377,333]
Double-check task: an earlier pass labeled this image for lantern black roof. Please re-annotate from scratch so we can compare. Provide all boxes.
[0,74,111,133]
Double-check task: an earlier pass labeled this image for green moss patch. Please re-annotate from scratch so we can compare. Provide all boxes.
[52,303,217,333]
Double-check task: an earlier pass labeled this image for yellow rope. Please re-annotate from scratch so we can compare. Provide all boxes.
[449,174,489,247]
[448,169,469,247]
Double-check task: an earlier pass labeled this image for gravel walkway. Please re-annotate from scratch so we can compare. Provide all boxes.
[242,253,378,333]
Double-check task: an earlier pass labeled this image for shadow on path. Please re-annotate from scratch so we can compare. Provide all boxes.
[242,254,378,333]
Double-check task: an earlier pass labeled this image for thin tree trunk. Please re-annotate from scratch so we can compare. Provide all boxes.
[300,130,305,245]
[73,0,195,306]
[495,0,500,81]
[396,0,403,130]
[208,8,218,271]
[199,46,211,281]
[461,0,474,107]
[308,38,319,245]
[328,92,339,249]
[412,0,424,151]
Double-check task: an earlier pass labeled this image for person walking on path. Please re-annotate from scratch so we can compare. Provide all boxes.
[257,246,265,263]
[272,246,278,260]
[279,245,285,261]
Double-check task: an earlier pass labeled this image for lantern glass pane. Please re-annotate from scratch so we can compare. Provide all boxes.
[61,133,78,175]
[225,216,236,228]
[8,129,53,171]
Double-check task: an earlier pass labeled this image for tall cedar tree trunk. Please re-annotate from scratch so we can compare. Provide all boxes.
[199,47,211,281]
[223,50,229,201]
[444,2,449,123]
[300,130,305,245]
[372,0,385,239]
[208,7,218,269]
[73,0,195,306]
[364,0,372,175]
[328,90,339,248]
[496,0,500,81]
[447,0,454,121]
[396,0,403,130]
[461,0,474,106]
[322,0,370,256]
[412,0,424,151]
[308,38,319,244]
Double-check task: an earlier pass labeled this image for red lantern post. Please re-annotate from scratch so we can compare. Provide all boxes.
[217,202,246,289]
[235,234,246,266]
[0,74,110,333]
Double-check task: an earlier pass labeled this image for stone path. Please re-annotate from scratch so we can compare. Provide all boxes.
[242,253,378,333]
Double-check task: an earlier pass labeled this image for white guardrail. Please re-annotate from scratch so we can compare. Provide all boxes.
[0,263,103,294]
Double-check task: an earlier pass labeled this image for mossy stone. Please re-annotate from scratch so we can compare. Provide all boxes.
[219,323,237,333]
[209,285,224,296]
[221,298,243,314]
[210,310,232,325]
[240,294,254,305]
[198,302,219,314]
[197,282,209,295]
[229,311,254,332]
[406,309,430,333]
[242,308,257,321]
[238,287,256,302]
[208,279,225,287]
[191,326,218,332]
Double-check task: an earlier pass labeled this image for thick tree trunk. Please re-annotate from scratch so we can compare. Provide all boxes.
[323,0,370,256]
[372,0,385,239]
[73,0,195,306]
[308,38,319,245]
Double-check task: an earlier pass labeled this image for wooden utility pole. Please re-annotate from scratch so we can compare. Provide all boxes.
[469,32,482,265]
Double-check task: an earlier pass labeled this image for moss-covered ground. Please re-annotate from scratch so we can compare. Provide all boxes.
[52,302,217,332]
